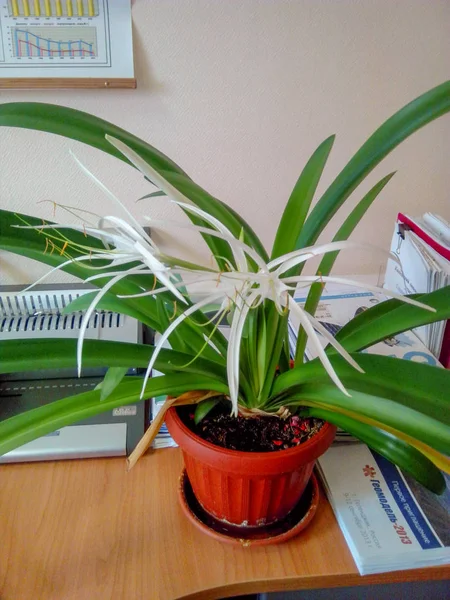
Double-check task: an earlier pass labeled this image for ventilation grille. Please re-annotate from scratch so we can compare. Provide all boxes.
[0,290,123,334]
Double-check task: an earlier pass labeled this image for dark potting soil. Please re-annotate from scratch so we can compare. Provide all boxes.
[180,405,324,452]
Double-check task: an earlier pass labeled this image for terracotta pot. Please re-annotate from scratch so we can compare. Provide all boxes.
[165,407,336,527]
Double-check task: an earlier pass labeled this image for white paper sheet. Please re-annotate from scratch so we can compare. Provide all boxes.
[0,0,134,80]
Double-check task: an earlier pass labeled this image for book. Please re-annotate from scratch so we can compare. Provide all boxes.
[317,444,450,575]
[384,213,450,366]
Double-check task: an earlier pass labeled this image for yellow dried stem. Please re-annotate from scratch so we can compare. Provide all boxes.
[126,390,222,471]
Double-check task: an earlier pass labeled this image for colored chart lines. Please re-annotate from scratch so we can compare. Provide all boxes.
[12,26,97,57]
[8,0,99,18]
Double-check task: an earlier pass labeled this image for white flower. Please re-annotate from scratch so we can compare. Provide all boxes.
[17,138,436,417]
[103,136,436,416]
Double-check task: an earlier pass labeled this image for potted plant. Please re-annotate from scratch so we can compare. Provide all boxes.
[0,83,449,542]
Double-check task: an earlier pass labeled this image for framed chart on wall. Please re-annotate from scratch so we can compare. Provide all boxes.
[0,0,135,88]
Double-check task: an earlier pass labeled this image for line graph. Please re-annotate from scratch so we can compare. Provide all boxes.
[8,0,99,18]
[12,26,97,58]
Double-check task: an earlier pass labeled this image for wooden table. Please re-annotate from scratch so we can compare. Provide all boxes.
[1,449,448,600]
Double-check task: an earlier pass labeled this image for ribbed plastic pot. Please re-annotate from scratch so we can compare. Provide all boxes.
[165,407,336,528]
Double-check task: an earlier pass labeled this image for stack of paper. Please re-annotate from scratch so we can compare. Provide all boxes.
[384,213,450,363]
[317,444,450,575]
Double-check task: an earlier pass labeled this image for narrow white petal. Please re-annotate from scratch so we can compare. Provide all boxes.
[148,217,268,272]
[288,297,350,397]
[116,275,222,299]
[105,135,194,208]
[171,201,248,272]
[84,265,148,283]
[226,292,256,415]
[289,275,436,313]
[70,151,154,248]
[134,241,187,304]
[305,312,364,373]
[20,254,101,292]
[269,241,400,274]
[76,271,131,376]
[140,293,225,398]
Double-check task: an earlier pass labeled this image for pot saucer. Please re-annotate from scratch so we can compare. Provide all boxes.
[178,469,320,547]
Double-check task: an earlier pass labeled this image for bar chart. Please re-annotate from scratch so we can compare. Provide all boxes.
[12,26,97,57]
[8,0,99,18]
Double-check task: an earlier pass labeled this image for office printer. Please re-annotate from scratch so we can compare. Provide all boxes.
[0,284,150,462]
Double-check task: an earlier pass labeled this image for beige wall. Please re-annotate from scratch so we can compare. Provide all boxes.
[1,0,449,285]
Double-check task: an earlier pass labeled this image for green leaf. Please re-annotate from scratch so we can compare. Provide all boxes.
[0,374,229,457]
[194,398,222,424]
[295,172,395,363]
[335,287,450,352]
[0,102,268,269]
[294,171,396,363]
[303,406,446,494]
[99,367,129,400]
[272,353,450,426]
[0,102,187,176]
[271,135,335,260]
[161,171,269,271]
[137,190,166,201]
[298,80,450,248]
[0,209,106,276]
[0,339,229,383]
[0,210,228,363]
[0,209,165,331]
[62,290,162,330]
[286,383,450,455]
[258,310,289,404]
[166,172,269,264]
[256,308,267,387]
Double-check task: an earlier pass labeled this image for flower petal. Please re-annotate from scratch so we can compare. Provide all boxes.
[70,151,155,249]
[269,240,400,274]
[140,292,225,398]
[288,296,351,397]
[287,275,436,313]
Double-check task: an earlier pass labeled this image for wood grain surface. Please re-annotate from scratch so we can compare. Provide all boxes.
[0,78,136,89]
[1,449,448,600]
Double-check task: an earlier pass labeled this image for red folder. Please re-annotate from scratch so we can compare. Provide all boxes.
[398,213,450,261]
[397,213,450,368]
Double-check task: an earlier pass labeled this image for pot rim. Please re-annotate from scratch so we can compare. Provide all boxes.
[166,405,336,461]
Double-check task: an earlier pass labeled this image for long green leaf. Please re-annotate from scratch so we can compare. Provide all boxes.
[298,80,450,248]
[335,287,450,352]
[271,135,335,260]
[62,290,162,330]
[0,209,164,331]
[0,102,187,175]
[258,310,289,403]
[0,374,229,457]
[294,171,396,363]
[166,172,269,263]
[286,383,450,455]
[272,353,450,426]
[303,407,445,494]
[0,103,268,269]
[0,209,228,360]
[0,339,228,382]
